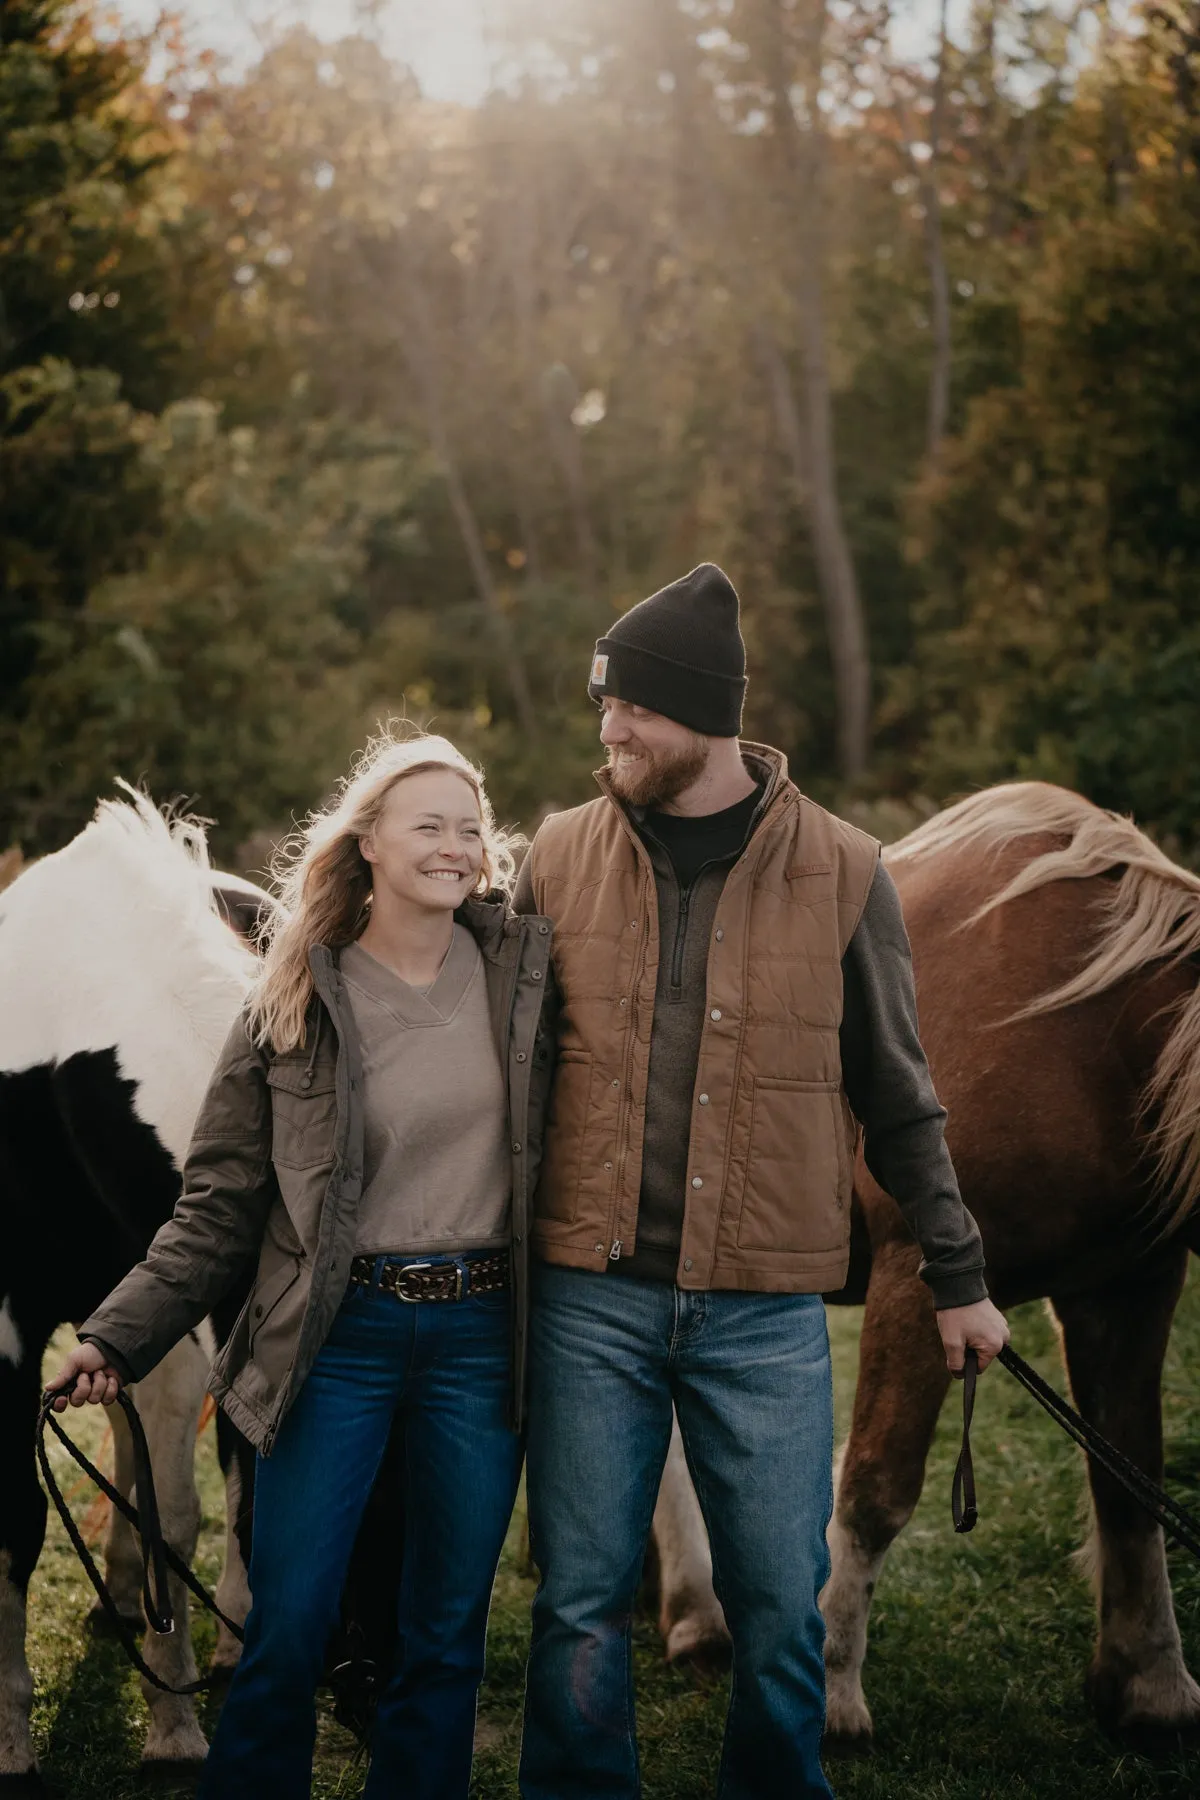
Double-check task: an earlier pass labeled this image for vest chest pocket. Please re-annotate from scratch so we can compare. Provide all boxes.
[735,1077,850,1255]
[266,1061,337,1170]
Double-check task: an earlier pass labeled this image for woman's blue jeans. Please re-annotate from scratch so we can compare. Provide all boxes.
[520,1265,835,1800]
[198,1260,522,1800]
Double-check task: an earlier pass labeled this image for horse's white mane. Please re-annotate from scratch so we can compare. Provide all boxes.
[0,784,258,1166]
[889,780,1200,1228]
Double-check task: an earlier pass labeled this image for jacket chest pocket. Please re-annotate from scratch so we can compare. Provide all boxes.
[266,1061,337,1170]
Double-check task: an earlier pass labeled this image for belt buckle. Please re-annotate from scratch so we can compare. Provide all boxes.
[392,1260,431,1302]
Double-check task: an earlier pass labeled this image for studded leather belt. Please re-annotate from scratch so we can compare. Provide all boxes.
[347,1251,510,1303]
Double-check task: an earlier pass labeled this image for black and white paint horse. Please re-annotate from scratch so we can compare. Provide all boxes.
[0,789,267,1786]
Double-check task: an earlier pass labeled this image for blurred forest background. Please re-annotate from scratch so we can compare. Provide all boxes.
[2,0,1198,870]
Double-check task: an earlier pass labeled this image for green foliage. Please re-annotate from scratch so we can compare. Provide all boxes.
[2,398,425,858]
[893,13,1200,849]
[2,0,1198,861]
[0,0,224,739]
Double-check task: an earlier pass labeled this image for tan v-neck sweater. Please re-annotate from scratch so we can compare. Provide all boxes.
[341,926,511,1256]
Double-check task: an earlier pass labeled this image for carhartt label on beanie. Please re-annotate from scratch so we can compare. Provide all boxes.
[587,563,747,737]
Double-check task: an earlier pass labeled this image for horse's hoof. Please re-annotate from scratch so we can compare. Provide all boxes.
[1112,1719,1200,1756]
[822,1727,875,1759]
[663,1615,732,1672]
[137,1761,203,1792]
[1086,1659,1200,1742]
[86,1604,143,1638]
[823,1683,875,1751]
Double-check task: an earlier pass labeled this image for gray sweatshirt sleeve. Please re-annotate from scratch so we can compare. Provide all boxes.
[839,861,988,1310]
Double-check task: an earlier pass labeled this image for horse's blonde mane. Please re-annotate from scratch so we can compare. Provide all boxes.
[889,782,1200,1229]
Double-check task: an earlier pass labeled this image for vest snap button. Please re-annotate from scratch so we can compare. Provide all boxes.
[604,1160,613,1171]
[683,1257,693,1272]
[715,927,724,942]
[698,1094,709,1105]
[611,1078,619,1089]
[710,1008,722,1022]
[691,1176,703,1189]
[594,1243,605,1254]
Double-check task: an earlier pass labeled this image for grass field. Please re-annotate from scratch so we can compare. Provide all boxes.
[28,1269,1200,1800]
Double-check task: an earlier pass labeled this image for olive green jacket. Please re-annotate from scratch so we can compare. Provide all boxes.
[80,897,555,1450]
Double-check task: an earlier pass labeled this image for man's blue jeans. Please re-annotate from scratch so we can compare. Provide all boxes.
[198,1260,522,1800]
[520,1265,835,1800]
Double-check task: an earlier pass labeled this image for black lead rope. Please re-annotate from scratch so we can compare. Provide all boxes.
[953,1345,1200,1561]
[951,1348,978,1533]
[37,1386,244,1696]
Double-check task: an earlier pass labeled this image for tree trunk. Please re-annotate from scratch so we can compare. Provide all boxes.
[537,365,599,595]
[391,243,540,738]
[922,0,953,460]
[657,0,871,779]
[763,0,871,780]
[505,173,598,594]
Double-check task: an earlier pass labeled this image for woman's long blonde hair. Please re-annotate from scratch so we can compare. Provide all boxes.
[247,727,519,1054]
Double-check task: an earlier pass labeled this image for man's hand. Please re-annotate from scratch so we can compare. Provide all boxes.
[936,1298,1010,1375]
[47,1341,124,1412]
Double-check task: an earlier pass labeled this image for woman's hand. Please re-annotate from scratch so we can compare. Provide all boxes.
[47,1341,124,1412]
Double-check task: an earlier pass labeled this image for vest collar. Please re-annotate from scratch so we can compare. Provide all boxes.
[594,740,792,845]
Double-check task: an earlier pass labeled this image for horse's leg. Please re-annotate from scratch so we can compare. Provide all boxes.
[211,1411,253,1675]
[822,1243,949,1745]
[92,1400,144,1632]
[0,1311,50,1790]
[651,1410,730,1665]
[1052,1244,1200,1734]
[130,1333,210,1770]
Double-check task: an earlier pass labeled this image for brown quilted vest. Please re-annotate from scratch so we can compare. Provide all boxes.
[525,744,879,1293]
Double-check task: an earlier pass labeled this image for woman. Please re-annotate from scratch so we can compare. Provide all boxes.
[51,730,554,1800]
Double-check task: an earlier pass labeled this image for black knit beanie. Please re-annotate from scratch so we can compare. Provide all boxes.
[587,563,746,737]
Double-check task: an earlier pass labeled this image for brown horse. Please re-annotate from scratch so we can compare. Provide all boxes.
[654,781,1200,1737]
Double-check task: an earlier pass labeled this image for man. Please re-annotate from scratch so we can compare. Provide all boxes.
[513,563,1008,1799]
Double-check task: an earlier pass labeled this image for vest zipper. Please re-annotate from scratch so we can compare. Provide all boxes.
[671,859,725,994]
[670,880,691,993]
[608,866,655,1259]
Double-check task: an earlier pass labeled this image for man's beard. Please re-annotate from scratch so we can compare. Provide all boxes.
[607,734,710,809]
